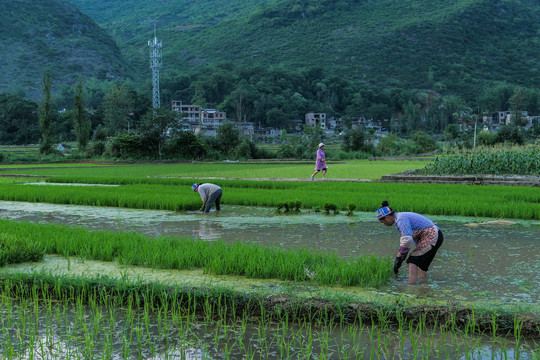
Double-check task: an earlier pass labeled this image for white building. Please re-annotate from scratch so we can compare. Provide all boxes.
[171,101,227,135]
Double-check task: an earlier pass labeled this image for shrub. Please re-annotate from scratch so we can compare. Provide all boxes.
[86,140,106,157]
[109,133,144,158]
[163,131,207,160]
[412,131,436,153]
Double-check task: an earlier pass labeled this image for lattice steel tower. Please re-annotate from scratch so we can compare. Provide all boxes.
[148,26,162,111]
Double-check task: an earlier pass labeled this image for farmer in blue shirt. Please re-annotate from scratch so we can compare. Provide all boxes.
[376,200,444,284]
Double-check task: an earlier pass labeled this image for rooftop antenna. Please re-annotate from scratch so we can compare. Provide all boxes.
[148,24,162,113]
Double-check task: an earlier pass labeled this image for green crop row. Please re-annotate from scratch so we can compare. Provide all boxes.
[0,179,538,220]
[422,148,540,175]
[0,219,392,288]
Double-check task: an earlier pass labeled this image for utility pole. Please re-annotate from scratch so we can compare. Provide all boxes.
[473,107,479,148]
[148,25,162,114]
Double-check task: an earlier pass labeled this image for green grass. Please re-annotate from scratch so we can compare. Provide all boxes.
[0,160,428,180]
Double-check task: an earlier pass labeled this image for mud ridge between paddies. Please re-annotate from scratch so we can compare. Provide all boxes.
[2,255,538,338]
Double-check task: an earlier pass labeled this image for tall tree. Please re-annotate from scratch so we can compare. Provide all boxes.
[73,77,91,151]
[39,68,54,155]
[102,83,134,135]
[139,109,176,157]
[403,100,422,134]
[509,87,528,127]
[216,122,241,155]
[222,79,256,122]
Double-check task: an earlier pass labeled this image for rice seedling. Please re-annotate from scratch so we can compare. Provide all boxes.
[0,279,536,360]
[0,175,538,219]
[345,203,356,216]
[323,203,339,215]
[0,219,392,288]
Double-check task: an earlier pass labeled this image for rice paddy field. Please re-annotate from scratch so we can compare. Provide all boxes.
[0,160,538,359]
[0,159,428,180]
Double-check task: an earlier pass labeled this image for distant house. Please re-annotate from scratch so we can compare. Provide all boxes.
[287,119,304,133]
[305,112,326,129]
[235,121,255,140]
[171,100,258,137]
[498,111,512,125]
[327,116,343,131]
[254,127,282,141]
[526,115,540,128]
[171,101,227,135]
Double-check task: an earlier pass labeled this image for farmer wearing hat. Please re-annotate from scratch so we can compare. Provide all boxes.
[310,143,327,181]
[375,200,444,284]
[191,183,222,214]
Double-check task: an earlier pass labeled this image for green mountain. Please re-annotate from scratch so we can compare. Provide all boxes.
[0,0,129,99]
[1,0,538,102]
[69,0,539,100]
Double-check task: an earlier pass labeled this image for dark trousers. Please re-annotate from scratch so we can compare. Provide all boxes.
[204,189,222,213]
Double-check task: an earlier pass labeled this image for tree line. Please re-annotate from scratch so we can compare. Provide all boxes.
[1,64,538,161]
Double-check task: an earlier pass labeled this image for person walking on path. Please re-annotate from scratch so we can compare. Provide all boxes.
[192,183,222,214]
[311,143,327,181]
[375,200,444,284]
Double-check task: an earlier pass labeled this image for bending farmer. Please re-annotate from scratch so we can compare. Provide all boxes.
[375,200,444,284]
[192,183,222,214]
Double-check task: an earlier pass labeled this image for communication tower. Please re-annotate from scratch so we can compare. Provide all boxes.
[148,26,162,111]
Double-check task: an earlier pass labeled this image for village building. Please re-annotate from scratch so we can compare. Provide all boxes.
[305,112,326,129]
[171,100,254,137]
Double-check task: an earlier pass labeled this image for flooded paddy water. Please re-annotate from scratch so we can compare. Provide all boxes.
[0,200,539,359]
[1,200,538,306]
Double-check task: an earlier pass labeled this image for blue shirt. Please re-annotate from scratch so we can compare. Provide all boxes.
[395,212,436,237]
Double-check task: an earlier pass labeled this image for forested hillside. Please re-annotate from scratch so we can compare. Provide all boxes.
[69,0,540,101]
[0,0,129,99]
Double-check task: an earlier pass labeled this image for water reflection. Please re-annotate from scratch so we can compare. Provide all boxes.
[0,201,538,305]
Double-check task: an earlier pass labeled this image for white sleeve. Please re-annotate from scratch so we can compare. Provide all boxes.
[399,236,415,254]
